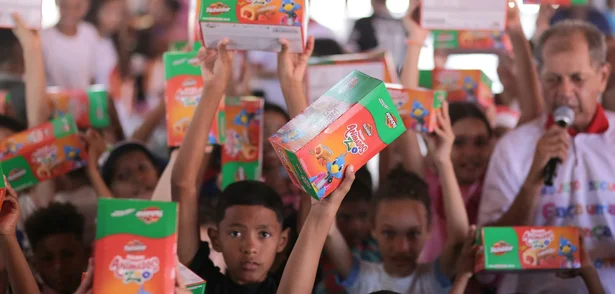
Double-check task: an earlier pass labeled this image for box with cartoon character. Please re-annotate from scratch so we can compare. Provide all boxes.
[419,69,493,108]
[93,198,178,294]
[221,96,263,189]
[179,263,207,294]
[307,51,400,104]
[386,84,447,133]
[269,71,406,200]
[199,0,308,52]
[47,85,111,129]
[523,0,587,5]
[432,30,512,54]
[475,227,582,272]
[0,115,88,191]
[164,51,224,147]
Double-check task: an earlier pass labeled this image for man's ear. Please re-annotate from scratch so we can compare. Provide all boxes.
[208,227,223,253]
[277,228,290,253]
[599,63,612,92]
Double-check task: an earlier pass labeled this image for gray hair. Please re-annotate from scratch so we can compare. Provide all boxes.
[535,20,607,68]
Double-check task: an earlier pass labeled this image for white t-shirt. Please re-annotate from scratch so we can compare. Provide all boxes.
[478,111,615,294]
[41,22,116,89]
[338,257,451,294]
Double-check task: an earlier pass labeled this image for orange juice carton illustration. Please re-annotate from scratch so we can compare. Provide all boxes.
[432,30,512,54]
[47,85,111,129]
[523,0,587,5]
[386,84,447,133]
[179,263,207,294]
[475,227,582,272]
[420,69,493,108]
[0,115,87,191]
[307,51,400,104]
[221,96,264,189]
[269,71,406,200]
[93,198,178,294]
[199,0,308,52]
[164,51,224,147]
[0,0,42,29]
[420,0,507,31]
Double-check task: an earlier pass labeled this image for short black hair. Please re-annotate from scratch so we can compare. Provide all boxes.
[25,202,85,250]
[374,165,431,222]
[0,114,26,134]
[215,181,284,225]
[101,142,163,186]
[355,166,373,192]
[264,102,290,122]
[313,38,345,57]
[449,102,493,138]
[0,29,20,65]
[343,177,372,204]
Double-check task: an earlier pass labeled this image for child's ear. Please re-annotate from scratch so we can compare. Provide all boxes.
[277,228,290,253]
[208,227,223,253]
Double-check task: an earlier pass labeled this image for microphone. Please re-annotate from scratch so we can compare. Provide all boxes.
[543,106,575,186]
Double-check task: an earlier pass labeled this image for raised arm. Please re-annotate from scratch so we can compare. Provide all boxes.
[172,40,233,265]
[131,98,165,143]
[84,129,115,198]
[152,149,178,202]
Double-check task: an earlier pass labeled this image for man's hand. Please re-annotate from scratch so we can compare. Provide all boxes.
[199,39,235,90]
[0,178,20,238]
[526,126,570,186]
[277,36,315,88]
[403,0,429,45]
[11,13,40,49]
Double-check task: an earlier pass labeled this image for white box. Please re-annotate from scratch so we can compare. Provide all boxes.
[0,0,42,29]
[420,0,508,31]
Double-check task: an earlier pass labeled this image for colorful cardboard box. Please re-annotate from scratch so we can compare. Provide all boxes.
[475,227,582,272]
[164,51,224,147]
[307,51,399,104]
[523,0,587,5]
[386,84,447,133]
[270,71,406,200]
[421,0,508,31]
[0,115,87,191]
[199,0,308,52]
[0,0,42,29]
[432,30,512,54]
[221,96,263,189]
[419,69,493,108]
[47,85,111,129]
[179,263,207,294]
[94,198,178,294]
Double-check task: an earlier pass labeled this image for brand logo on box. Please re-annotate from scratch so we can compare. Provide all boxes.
[124,240,147,252]
[338,77,358,94]
[109,255,160,284]
[8,168,26,182]
[362,123,373,137]
[385,112,398,128]
[111,209,135,217]
[523,229,554,249]
[343,124,368,155]
[206,3,231,15]
[379,98,390,110]
[136,207,163,224]
[490,241,513,255]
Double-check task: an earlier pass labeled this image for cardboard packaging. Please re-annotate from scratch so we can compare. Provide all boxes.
[307,51,400,104]
[0,0,42,29]
[386,84,447,133]
[164,51,224,147]
[221,96,264,189]
[94,198,178,294]
[179,263,207,294]
[475,227,582,272]
[47,85,111,129]
[419,69,493,108]
[270,71,406,200]
[432,30,512,54]
[0,115,87,191]
[523,0,587,5]
[199,0,308,52]
[421,0,507,31]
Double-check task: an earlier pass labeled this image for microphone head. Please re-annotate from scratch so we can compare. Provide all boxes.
[553,106,575,127]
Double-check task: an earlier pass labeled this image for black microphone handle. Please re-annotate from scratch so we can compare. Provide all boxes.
[544,157,562,186]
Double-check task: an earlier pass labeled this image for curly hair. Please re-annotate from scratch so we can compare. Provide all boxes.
[25,203,85,250]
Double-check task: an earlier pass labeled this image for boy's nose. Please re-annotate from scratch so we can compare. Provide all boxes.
[241,236,259,255]
[392,237,411,252]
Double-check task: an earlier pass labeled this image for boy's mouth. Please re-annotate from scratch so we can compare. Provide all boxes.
[241,261,261,271]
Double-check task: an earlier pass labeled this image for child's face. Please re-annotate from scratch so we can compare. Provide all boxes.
[33,233,87,294]
[97,0,125,35]
[56,0,90,28]
[110,150,159,199]
[263,111,288,170]
[336,200,371,249]
[209,205,288,284]
[371,199,429,277]
[451,117,492,185]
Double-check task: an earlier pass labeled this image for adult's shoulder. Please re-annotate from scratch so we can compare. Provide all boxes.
[493,117,545,155]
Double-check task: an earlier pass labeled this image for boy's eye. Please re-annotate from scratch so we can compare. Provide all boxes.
[229,231,241,238]
[407,230,421,239]
[260,231,272,238]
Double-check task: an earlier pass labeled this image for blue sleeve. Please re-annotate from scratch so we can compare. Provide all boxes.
[335,256,361,289]
[433,257,453,289]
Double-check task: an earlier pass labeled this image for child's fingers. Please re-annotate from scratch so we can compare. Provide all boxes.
[3,176,17,198]
[10,13,25,30]
[303,36,315,57]
[334,165,355,197]
[217,38,230,54]
[441,101,450,122]
[279,38,290,54]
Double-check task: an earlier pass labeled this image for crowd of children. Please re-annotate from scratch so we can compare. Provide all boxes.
[0,0,613,293]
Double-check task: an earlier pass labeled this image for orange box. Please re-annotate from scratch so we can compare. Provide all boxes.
[0,0,42,29]
[0,115,87,191]
[426,69,493,108]
[199,0,308,52]
[269,71,405,200]
[46,85,111,129]
[386,84,447,133]
[475,227,582,272]
[432,30,512,54]
[307,51,399,104]
[93,198,178,294]
[163,51,224,146]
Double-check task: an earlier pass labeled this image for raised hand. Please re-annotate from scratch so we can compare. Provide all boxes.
[10,13,40,48]
[311,166,356,210]
[74,258,93,294]
[456,226,478,278]
[83,129,108,168]
[506,0,522,32]
[0,178,20,238]
[277,36,315,87]
[403,0,429,45]
[198,39,235,89]
[424,102,455,166]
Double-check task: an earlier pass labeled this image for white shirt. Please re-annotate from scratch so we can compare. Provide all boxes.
[338,257,451,294]
[41,22,115,89]
[478,111,615,294]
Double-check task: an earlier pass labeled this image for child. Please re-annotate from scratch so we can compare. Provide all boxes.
[24,202,88,294]
[324,102,469,293]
